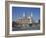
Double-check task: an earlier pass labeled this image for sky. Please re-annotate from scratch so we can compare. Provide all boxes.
[12,7,40,22]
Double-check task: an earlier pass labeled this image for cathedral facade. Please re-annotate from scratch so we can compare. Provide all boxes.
[14,12,33,29]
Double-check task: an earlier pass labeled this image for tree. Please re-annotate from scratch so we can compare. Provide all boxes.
[12,21,16,27]
[39,19,40,23]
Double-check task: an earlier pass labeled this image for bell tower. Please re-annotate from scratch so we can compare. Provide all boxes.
[29,12,33,23]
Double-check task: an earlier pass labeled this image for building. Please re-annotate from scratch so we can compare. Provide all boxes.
[15,12,33,25]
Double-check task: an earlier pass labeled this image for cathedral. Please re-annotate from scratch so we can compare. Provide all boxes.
[16,12,33,25]
[12,12,40,30]
[15,12,33,28]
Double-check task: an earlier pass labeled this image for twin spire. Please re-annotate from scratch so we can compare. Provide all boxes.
[17,12,33,19]
[23,12,33,17]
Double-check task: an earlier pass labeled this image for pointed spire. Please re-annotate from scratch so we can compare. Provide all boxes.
[31,12,33,17]
[23,12,25,17]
